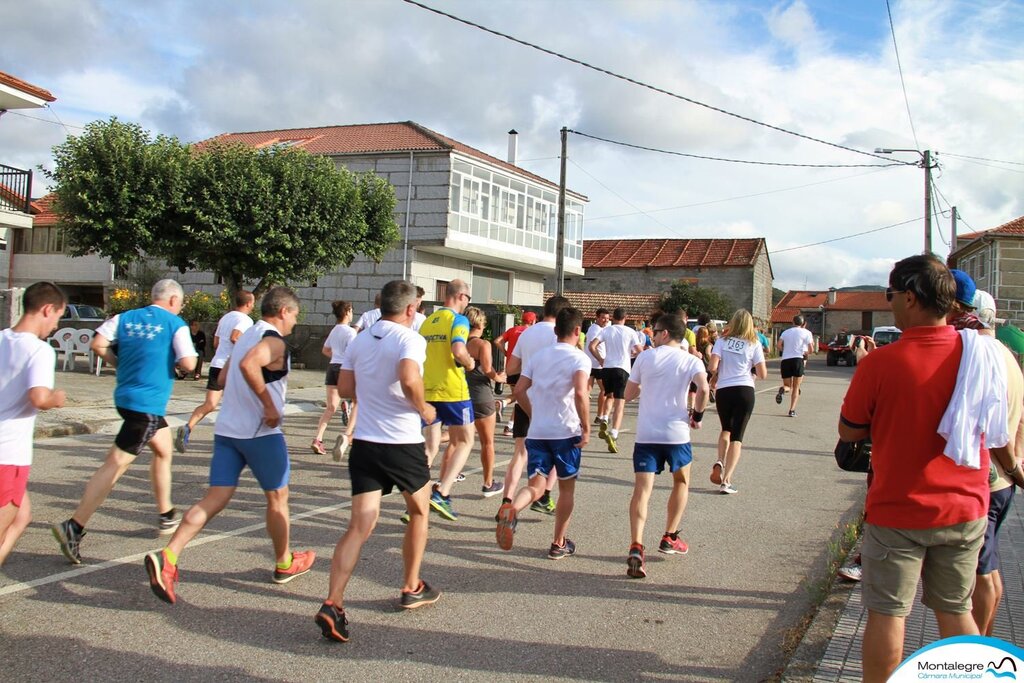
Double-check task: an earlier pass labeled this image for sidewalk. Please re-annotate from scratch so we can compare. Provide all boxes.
[801,495,1024,681]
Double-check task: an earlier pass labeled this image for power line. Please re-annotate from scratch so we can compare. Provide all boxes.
[942,152,1024,167]
[886,0,920,150]
[941,155,1024,175]
[568,129,908,168]
[586,166,901,222]
[771,217,921,254]
[401,0,900,163]
[568,158,683,237]
[5,109,85,130]
[44,104,75,137]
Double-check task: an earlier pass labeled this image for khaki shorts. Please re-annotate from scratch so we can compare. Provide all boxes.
[861,518,986,617]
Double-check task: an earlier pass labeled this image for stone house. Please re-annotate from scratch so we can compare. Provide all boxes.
[548,238,774,322]
[771,289,894,342]
[948,215,1024,326]
[180,121,588,324]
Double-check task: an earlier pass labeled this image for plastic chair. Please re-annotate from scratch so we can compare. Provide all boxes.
[73,329,96,374]
[50,327,78,371]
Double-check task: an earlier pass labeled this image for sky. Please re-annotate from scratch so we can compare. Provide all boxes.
[1,0,1022,292]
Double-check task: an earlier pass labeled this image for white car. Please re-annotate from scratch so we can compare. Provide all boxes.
[871,326,902,347]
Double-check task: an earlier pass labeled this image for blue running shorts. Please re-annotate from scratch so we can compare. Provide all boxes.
[632,442,693,474]
[210,433,290,491]
[525,437,582,480]
[424,400,475,427]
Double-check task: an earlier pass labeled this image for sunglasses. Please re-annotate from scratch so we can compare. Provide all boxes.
[884,287,904,302]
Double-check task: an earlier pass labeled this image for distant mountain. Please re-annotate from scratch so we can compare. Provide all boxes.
[837,285,886,292]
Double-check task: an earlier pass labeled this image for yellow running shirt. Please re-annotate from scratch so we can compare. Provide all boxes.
[420,307,471,402]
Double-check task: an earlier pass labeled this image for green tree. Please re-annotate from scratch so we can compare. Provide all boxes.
[659,280,734,320]
[47,118,400,298]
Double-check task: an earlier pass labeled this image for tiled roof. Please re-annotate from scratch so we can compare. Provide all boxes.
[546,291,663,320]
[956,215,1024,243]
[30,193,59,226]
[583,238,765,269]
[197,121,584,199]
[0,70,56,102]
[770,290,889,323]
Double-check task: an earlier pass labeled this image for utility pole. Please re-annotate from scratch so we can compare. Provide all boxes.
[950,205,958,255]
[923,149,933,254]
[555,126,568,296]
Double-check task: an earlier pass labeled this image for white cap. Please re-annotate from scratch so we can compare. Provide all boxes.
[973,290,997,327]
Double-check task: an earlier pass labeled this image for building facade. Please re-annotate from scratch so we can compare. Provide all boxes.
[771,289,894,341]
[949,215,1024,327]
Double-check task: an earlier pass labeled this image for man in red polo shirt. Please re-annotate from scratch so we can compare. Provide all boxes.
[838,254,1012,683]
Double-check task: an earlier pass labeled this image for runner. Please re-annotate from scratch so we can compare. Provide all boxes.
[495,311,536,435]
[775,314,814,417]
[707,309,767,495]
[622,312,709,578]
[465,306,506,497]
[315,280,440,642]
[175,290,255,452]
[496,306,590,559]
[0,283,67,566]
[420,279,476,521]
[145,286,315,603]
[52,279,196,564]
[589,307,645,453]
[312,300,356,458]
[353,294,381,332]
[500,295,569,515]
[584,308,611,426]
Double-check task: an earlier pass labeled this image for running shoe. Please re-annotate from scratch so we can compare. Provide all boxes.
[598,419,608,439]
[272,550,316,584]
[400,580,441,609]
[51,520,84,565]
[455,472,466,483]
[837,564,863,582]
[626,543,647,579]
[603,431,618,453]
[144,549,179,604]
[429,490,458,521]
[481,481,503,497]
[400,512,411,524]
[503,425,514,436]
[339,402,350,427]
[719,483,739,495]
[332,434,350,462]
[658,533,689,555]
[788,410,796,418]
[709,389,716,404]
[158,510,180,536]
[710,460,724,486]
[311,439,326,455]
[530,497,556,515]
[548,538,577,560]
[775,387,785,405]
[593,416,602,425]
[174,425,190,454]
[496,503,517,550]
[316,601,350,642]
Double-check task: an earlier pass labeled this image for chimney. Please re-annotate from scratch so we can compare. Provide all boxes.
[507,129,518,165]
[827,287,837,305]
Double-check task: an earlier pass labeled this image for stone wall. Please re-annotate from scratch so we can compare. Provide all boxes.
[10,252,114,290]
[997,238,1024,326]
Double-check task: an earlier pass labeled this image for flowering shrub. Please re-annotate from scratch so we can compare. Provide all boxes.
[108,288,149,315]
[181,290,228,322]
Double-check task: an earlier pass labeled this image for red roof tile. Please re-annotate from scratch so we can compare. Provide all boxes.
[956,215,1024,243]
[771,290,888,323]
[30,193,59,226]
[197,121,584,199]
[0,70,56,102]
[546,291,663,320]
[583,238,765,269]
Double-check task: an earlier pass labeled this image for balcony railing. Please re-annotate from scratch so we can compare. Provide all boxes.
[0,163,33,214]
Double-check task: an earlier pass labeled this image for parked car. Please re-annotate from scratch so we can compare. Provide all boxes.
[872,326,902,347]
[61,303,107,322]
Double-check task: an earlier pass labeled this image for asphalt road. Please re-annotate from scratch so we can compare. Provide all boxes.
[0,360,866,682]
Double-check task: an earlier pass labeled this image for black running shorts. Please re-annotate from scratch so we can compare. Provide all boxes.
[348,440,430,496]
[715,386,755,442]
[205,366,224,391]
[602,368,630,399]
[114,407,169,455]
[780,358,806,379]
[324,363,342,387]
[512,403,531,439]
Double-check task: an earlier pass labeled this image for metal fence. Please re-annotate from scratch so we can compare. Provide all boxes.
[0,164,32,214]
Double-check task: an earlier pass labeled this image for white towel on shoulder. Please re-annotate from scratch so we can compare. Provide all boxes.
[937,330,1010,468]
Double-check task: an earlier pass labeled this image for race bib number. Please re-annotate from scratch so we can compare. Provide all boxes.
[724,338,747,355]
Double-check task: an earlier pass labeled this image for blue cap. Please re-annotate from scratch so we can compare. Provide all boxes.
[950,269,976,308]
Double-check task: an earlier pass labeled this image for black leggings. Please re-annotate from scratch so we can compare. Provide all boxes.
[715,386,755,442]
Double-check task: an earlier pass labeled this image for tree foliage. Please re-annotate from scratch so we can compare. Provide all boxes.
[47,118,400,297]
[659,280,735,320]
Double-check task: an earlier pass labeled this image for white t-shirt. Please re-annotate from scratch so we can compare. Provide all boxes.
[712,336,765,389]
[355,308,382,332]
[342,319,427,444]
[324,324,357,365]
[597,324,641,372]
[511,321,557,367]
[629,345,705,444]
[0,330,56,466]
[779,326,815,361]
[215,321,289,439]
[584,322,606,368]
[412,312,426,332]
[522,342,591,440]
[210,310,254,368]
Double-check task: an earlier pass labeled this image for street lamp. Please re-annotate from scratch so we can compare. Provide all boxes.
[874,148,937,254]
